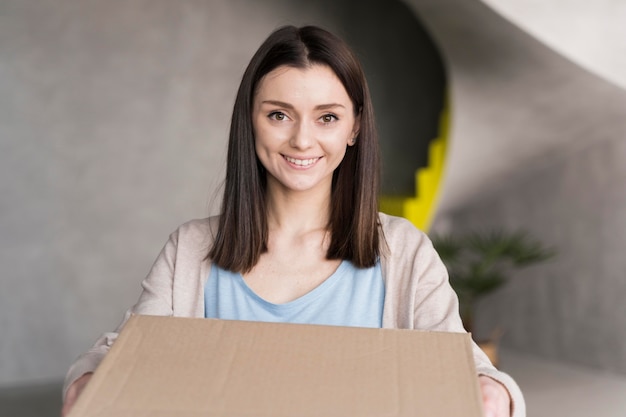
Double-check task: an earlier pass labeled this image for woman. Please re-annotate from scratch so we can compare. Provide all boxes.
[62,25,524,417]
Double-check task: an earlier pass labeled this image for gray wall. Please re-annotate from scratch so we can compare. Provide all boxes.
[443,134,626,374]
[408,0,626,375]
[0,0,440,387]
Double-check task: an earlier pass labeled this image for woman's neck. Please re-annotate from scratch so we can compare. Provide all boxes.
[265,184,331,235]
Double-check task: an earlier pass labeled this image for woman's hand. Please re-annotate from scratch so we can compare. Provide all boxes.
[61,372,93,417]
[479,375,511,417]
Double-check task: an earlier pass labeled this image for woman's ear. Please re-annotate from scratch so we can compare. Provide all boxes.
[349,113,361,146]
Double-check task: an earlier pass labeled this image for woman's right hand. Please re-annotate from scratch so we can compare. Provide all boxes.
[61,372,93,417]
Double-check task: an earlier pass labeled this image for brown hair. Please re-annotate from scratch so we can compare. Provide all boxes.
[209,25,381,272]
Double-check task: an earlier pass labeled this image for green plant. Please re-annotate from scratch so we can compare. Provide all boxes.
[431,230,555,334]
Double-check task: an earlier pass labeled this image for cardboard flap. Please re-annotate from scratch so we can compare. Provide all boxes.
[70,315,483,417]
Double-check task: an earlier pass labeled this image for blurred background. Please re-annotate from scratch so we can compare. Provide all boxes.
[1,0,625,416]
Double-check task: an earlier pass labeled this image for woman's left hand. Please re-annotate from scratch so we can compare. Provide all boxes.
[479,375,511,417]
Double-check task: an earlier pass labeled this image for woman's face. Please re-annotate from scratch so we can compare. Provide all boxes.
[252,64,359,197]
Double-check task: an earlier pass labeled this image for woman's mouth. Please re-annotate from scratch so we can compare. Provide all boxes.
[283,155,321,167]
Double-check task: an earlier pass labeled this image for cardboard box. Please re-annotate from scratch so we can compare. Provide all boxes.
[69,315,483,416]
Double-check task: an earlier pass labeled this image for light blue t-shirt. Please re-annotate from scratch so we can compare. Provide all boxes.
[204,260,384,328]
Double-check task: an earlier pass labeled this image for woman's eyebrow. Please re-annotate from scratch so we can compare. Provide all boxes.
[261,100,294,109]
[315,103,345,111]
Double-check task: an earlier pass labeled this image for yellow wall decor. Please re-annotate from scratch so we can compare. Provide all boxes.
[379,102,450,232]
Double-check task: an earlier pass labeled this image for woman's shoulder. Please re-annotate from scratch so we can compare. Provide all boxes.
[377,212,436,261]
[176,216,219,233]
[170,216,220,247]
[378,212,429,241]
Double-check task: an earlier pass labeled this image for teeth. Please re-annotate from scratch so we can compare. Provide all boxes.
[285,156,319,166]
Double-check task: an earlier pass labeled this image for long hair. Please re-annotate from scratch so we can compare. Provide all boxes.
[209,25,381,272]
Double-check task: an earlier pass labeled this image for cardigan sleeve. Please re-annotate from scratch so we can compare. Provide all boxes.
[62,227,181,401]
[413,239,526,417]
[379,213,526,417]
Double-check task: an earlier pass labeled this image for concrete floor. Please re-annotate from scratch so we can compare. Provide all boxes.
[0,380,62,417]
[500,349,626,417]
[2,350,626,416]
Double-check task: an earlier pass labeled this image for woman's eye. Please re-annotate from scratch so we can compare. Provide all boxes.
[321,114,338,123]
[268,111,287,121]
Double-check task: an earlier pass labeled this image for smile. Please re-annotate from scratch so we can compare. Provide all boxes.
[283,156,321,167]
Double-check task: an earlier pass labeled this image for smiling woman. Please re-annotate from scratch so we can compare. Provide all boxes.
[62,25,524,417]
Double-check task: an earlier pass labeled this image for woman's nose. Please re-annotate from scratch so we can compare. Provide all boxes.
[289,122,314,150]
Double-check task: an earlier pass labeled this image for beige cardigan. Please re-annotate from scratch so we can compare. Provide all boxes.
[64,213,525,416]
